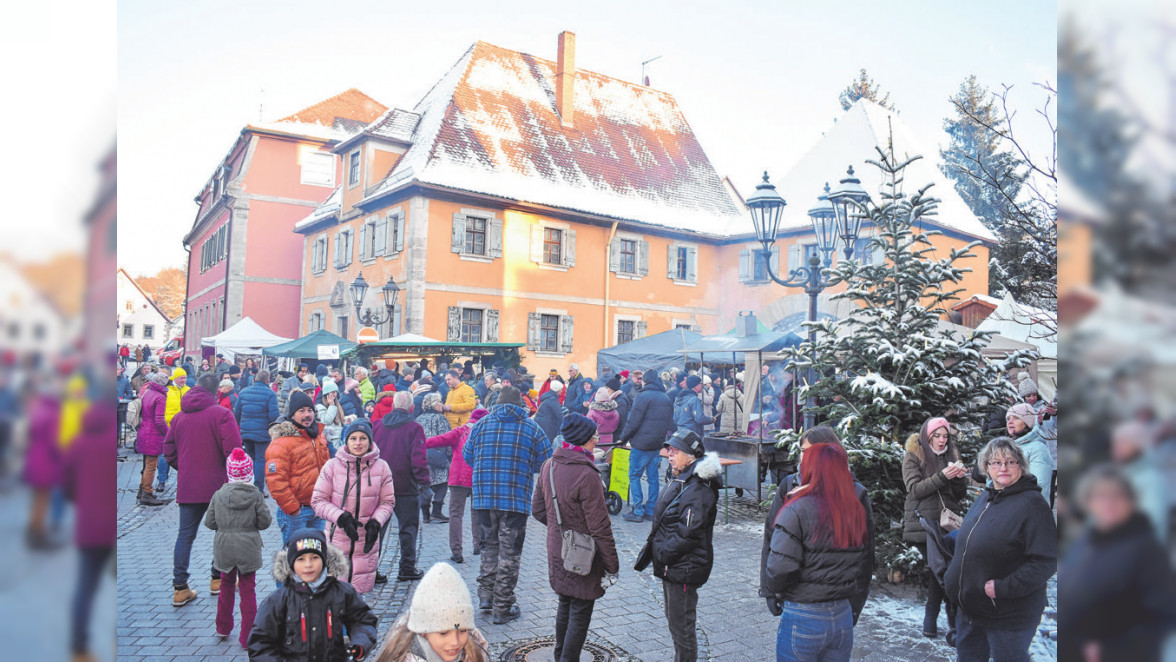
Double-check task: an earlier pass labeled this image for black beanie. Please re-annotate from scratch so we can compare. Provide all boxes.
[287,390,315,418]
[286,528,327,570]
[560,412,597,446]
[606,376,622,392]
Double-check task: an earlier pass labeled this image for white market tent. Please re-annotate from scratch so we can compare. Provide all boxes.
[200,316,291,361]
[975,294,1058,399]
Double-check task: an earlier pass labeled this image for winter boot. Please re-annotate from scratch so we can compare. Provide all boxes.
[137,489,170,507]
[172,585,198,607]
[210,577,221,595]
[431,502,449,523]
[420,503,431,524]
[398,566,424,582]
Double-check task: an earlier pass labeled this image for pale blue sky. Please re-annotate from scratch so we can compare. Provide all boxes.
[118,0,1056,276]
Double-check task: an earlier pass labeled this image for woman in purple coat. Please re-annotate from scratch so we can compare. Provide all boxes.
[23,382,63,548]
[136,372,171,506]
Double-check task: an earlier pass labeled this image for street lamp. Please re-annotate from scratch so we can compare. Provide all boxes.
[749,168,868,429]
[351,272,400,333]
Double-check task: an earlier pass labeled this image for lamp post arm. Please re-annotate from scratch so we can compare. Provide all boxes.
[759,247,809,288]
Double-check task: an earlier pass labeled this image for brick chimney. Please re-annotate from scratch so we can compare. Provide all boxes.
[556,31,576,128]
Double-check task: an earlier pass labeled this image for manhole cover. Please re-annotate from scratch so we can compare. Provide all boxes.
[500,637,619,662]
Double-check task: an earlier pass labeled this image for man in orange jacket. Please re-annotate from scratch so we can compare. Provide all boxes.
[265,390,331,546]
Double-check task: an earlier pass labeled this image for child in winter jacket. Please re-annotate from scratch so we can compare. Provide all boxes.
[247,528,379,661]
[204,448,272,648]
[310,419,396,594]
[373,563,489,662]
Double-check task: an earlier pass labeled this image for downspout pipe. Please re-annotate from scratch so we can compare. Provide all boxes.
[604,220,620,348]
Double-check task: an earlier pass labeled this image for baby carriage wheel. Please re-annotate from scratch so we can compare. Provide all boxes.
[606,491,623,515]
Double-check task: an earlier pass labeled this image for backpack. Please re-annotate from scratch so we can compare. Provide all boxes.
[126,397,142,429]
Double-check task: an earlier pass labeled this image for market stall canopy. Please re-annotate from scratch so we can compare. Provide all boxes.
[200,317,291,361]
[262,329,357,359]
[341,334,523,363]
[678,330,804,361]
[596,328,702,379]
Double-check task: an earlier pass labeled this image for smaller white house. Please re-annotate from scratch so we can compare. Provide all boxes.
[116,268,172,349]
[0,257,67,357]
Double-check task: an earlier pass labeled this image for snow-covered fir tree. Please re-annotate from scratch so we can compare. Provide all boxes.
[839,68,895,111]
[776,144,1033,572]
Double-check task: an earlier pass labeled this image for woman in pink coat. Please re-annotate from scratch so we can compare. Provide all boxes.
[425,407,489,563]
[311,419,395,593]
[586,387,621,446]
[23,382,63,548]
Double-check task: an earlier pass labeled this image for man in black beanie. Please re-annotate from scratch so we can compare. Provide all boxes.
[265,388,330,546]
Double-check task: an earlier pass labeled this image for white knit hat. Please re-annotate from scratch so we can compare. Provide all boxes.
[407,563,474,633]
[550,380,564,393]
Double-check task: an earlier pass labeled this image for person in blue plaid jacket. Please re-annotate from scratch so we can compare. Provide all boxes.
[464,385,552,625]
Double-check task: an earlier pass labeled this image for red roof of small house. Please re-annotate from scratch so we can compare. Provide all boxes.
[360,41,745,236]
[278,88,388,128]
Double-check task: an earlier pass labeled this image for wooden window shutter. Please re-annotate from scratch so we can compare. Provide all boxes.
[636,320,648,338]
[373,217,386,257]
[485,309,500,342]
[526,313,541,351]
[451,213,466,253]
[770,245,780,277]
[608,237,621,273]
[395,213,405,254]
[738,249,750,283]
[529,225,543,263]
[559,315,574,353]
[788,243,801,274]
[563,229,576,267]
[488,217,504,258]
[446,306,461,342]
[359,222,370,260]
[333,231,341,267]
[666,244,676,279]
[686,247,698,283]
[638,240,650,276]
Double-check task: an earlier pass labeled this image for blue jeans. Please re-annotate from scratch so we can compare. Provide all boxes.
[276,505,323,547]
[156,454,170,485]
[242,439,269,493]
[955,610,1036,662]
[775,599,853,662]
[72,546,112,654]
[173,502,218,588]
[628,449,661,517]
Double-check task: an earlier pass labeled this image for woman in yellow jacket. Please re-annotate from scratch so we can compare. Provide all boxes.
[157,367,190,493]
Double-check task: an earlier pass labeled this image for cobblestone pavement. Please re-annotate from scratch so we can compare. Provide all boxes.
[115,447,1055,661]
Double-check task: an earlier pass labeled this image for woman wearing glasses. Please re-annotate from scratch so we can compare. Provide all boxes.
[945,437,1057,662]
[902,417,968,640]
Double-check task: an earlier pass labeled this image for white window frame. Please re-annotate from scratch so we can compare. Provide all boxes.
[347,150,361,189]
[464,215,489,257]
[143,324,155,340]
[614,314,643,346]
[667,241,699,286]
[300,146,336,187]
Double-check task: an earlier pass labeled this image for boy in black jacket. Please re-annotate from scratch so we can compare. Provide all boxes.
[247,528,378,661]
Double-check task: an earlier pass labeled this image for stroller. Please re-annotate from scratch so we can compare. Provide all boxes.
[917,510,959,647]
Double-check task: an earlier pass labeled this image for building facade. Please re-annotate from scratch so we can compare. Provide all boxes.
[181,89,387,357]
[295,34,993,374]
[116,268,172,348]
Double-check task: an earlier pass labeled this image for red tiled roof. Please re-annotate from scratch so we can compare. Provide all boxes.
[363,42,745,235]
[279,88,387,127]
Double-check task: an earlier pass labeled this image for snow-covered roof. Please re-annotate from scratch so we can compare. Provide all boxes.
[770,101,998,243]
[295,185,342,230]
[245,120,360,143]
[359,41,746,235]
[975,294,1057,359]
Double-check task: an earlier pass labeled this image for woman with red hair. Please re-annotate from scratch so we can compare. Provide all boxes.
[763,441,869,662]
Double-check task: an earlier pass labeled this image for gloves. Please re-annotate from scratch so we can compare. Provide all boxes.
[363,519,381,553]
[766,596,783,616]
[337,512,359,541]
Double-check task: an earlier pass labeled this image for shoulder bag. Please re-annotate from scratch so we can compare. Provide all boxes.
[548,461,597,576]
[938,492,962,532]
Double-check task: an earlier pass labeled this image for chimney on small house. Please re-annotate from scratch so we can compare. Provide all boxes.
[556,31,576,128]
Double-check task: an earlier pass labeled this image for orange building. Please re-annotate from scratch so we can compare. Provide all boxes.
[180,89,386,356]
[295,34,992,374]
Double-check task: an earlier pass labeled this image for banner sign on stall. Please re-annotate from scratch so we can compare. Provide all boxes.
[317,344,340,360]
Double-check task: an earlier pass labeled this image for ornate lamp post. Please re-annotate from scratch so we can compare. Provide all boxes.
[748,167,868,429]
[350,273,400,336]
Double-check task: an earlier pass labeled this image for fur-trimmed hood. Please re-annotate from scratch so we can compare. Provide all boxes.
[375,389,397,403]
[268,419,322,442]
[689,451,723,481]
[271,542,351,584]
[904,432,960,464]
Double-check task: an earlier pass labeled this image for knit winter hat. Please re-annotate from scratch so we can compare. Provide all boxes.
[497,385,524,407]
[407,563,475,633]
[341,419,373,449]
[150,372,170,386]
[219,378,234,390]
[321,378,338,395]
[226,447,253,483]
[686,375,702,389]
[171,367,187,380]
[549,380,564,393]
[468,408,489,424]
[594,386,613,402]
[605,376,622,392]
[1006,403,1037,429]
[1017,372,1039,398]
[549,369,559,376]
[287,390,315,417]
[619,370,630,378]
[926,417,950,437]
[286,528,328,569]
[560,412,597,446]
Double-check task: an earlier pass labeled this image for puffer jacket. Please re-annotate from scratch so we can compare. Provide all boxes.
[944,474,1058,628]
[425,423,475,488]
[619,380,674,452]
[23,396,62,489]
[1015,425,1055,507]
[234,382,279,442]
[763,492,871,604]
[443,381,477,428]
[311,445,396,594]
[613,390,630,439]
[203,481,272,574]
[372,408,430,496]
[264,419,331,516]
[647,452,721,586]
[247,545,378,661]
[901,433,967,544]
[165,383,189,425]
[715,385,745,435]
[761,471,875,618]
[163,388,243,504]
[370,390,396,423]
[135,380,169,456]
[533,389,563,442]
[673,389,709,437]
[532,449,621,601]
[586,400,620,445]
[356,378,376,407]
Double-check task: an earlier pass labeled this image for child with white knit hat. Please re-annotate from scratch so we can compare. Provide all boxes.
[203,447,271,648]
[374,563,490,662]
